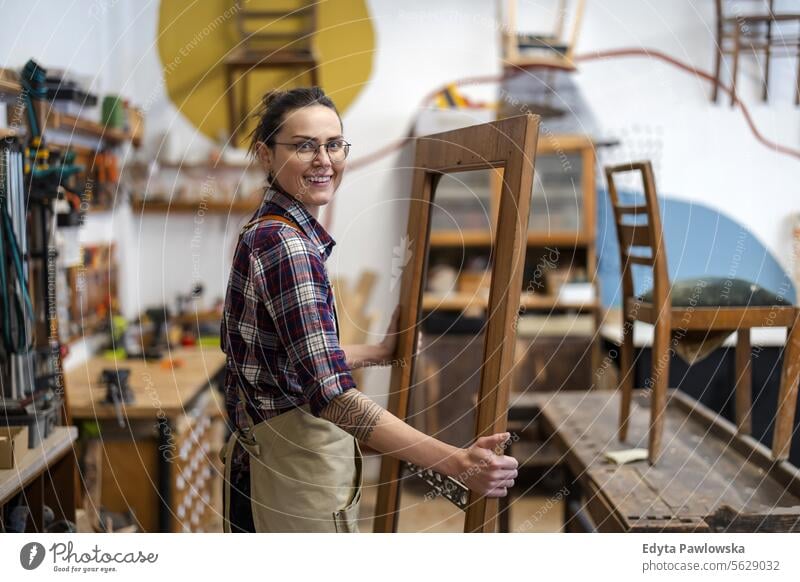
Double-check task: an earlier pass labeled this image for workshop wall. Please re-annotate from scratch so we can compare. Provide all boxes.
[1,1,798,398]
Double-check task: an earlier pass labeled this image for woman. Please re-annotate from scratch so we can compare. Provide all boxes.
[221,87,517,533]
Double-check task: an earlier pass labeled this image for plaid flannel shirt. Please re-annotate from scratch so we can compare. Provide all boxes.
[221,186,356,478]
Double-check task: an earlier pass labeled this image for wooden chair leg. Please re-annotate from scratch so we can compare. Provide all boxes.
[731,25,741,106]
[763,19,773,101]
[618,318,635,442]
[712,28,723,102]
[225,65,237,142]
[424,357,441,437]
[648,319,671,464]
[734,328,753,434]
[795,52,800,106]
[238,71,249,144]
[772,310,800,460]
[497,479,511,533]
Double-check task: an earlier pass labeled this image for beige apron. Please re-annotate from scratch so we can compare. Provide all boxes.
[222,403,362,533]
[221,213,362,533]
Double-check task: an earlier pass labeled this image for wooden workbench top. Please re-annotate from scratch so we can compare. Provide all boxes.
[512,390,800,532]
[0,426,78,505]
[600,309,788,348]
[64,347,226,421]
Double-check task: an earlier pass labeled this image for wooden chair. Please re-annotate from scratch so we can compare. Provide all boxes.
[501,0,586,70]
[605,161,800,465]
[712,0,800,105]
[225,1,319,143]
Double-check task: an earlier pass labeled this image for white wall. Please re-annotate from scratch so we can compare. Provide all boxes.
[572,0,800,279]
[3,0,799,400]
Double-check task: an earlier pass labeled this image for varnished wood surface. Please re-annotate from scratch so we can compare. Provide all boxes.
[65,347,226,420]
[374,114,541,533]
[0,427,78,505]
[513,390,800,532]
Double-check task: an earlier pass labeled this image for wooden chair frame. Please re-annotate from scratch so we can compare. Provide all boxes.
[501,0,587,69]
[712,0,800,105]
[225,1,320,142]
[372,114,541,533]
[605,161,800,465]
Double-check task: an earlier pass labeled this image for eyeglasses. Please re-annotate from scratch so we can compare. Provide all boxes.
[273,139,351,163]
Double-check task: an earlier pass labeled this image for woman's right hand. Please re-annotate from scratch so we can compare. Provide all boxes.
[455,433,518,498]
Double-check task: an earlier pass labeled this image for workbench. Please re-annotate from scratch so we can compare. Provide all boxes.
[599,311,800,467]
[0,426,78,532]
[512,390,800,532]
[64,347,227,532]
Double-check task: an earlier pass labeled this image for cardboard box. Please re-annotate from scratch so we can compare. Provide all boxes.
[0,426,29,470]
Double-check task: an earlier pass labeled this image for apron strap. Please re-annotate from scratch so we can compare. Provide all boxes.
[221,431,238,533]
[232,212,302,443]
[239,213,299,239]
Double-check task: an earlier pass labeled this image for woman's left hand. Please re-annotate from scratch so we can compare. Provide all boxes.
[378,306,400,362]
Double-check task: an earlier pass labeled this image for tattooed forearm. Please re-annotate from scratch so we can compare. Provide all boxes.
[322,390,384,443]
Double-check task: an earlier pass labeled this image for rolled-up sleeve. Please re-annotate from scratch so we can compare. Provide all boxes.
[250,229,356,416]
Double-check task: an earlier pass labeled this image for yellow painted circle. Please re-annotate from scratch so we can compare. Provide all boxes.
[157,1,374,147]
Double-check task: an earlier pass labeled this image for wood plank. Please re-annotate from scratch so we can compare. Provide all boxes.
[429,230,590,247]
[422,291,597,312]
[734,329,753,434]
[773,309,800,459]
[618,223,652,249]
[621,252,655,267]
[614,204,649,216]
[130,197,260,215]
[45,111,134,146]
[0,78,22,101]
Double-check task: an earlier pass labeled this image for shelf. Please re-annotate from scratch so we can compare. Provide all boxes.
[422,291,598,312]
[131,197,260,215]
[1,77,140,147]
[65,311,108,344]
[44,111,139,147]
[429,230,590,247]
[0,127,20,139]
[0,427,78,505]
[0,78,22,102]
[155,160,256,171]
[430,230,493,246]
[520,294,597,311]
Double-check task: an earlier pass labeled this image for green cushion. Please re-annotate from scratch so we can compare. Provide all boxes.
[641,277,792,308]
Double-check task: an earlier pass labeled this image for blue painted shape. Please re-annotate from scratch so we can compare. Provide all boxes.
[596,188,797,307]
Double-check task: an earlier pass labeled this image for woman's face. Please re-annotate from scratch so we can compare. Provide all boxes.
[257,105,346,210]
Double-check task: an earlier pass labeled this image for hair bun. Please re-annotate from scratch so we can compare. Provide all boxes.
[263,90,287,110]
[248,87,340,158]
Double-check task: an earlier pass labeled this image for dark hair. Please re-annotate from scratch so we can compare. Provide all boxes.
[248,87,342,159]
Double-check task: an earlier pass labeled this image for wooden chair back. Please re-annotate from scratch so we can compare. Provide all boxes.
[604,161,670,315]
[234,0,317,52]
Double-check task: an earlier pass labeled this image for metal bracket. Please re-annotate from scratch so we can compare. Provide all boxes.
[405,462,470,511]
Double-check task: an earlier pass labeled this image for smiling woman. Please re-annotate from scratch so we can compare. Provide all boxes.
[248,88,348,214]
[219,87,518,533]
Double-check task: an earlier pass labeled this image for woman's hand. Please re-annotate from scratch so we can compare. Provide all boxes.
[377,306,400,363]
[341,306,401,368]
[453,433,518,498]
